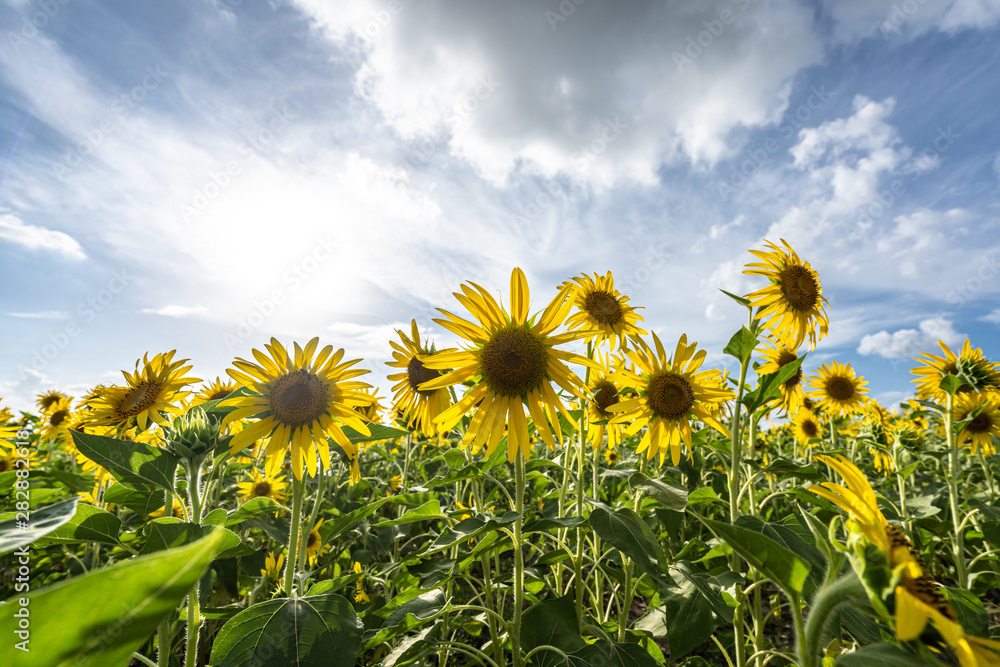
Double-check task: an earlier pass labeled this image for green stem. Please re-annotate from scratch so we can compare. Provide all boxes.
[299,464,325,572]
[945,392,968,588]
[619,457,646,642]
[893,437,908,532]
[157,618,171,667]
[184,459,204,667]
[728,329,752,667]
[799,573,867,667]
[284,473,305,597]
[512,453,526,667]
[980,449,995,502]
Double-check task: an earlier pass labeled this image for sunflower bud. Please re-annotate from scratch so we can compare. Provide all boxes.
[165,407,221,459]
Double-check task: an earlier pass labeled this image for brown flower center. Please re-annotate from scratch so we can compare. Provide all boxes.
[253,481,272,497]
[592,380,619,416]
[969,413,992,433]
[209,388,234,401]
[479,326,548,397]
[779,265,819,311]
[802,419,818,438]
[268,370,328,428]
[117,381,162,418]
[407,356,441,396]
[776,350,802,389]
[826,377,855,402]
[307,529,320,550]
[647,372,695,420]
[49,409,70,428]
[584,290,624,326]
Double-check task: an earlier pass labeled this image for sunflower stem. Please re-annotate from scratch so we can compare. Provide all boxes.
[284,472,305,598]
[512,452,526,667]
[728,317,752,667]
[893,437,909,533]
[183,458,204,667]
[799,572,867,667]
[945,392,968,588]
[575,413,586,627]
[619,457,646,642]
[299,464,325,572]
[157,618,171,667]
[980,449,995,502]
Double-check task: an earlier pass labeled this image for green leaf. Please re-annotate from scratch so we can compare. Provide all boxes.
[760,458,824,482]
[944,587,989,638]
[363,590,448,650]
[319,498,391,544]
[669,560,737,620]
[629,473,688,511]
[590,507,670,587]
[521,593,587,666]
[0,497,79,556]
[226,497,285,526]
[103,483,164,516]
[834,642,933,666]
[724,326,758,365]
[140,518,240,557]
[735,515,826,595]
[524,516,586,532]
[71,430,178,492]
[742,355,805,413]
[658,578,718,658]
[373,500,447,527]
[427,512,519,554]
[938,374,961,396]
[0,529,224,667]
[719,289,751,308]
[33,502,122,548]
[702,517,811,596]
[210,594,363,667]
[686,487,722,506]
[197,386,256,415]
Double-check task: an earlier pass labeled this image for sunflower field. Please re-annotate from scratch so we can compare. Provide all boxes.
[4,239,1000,667]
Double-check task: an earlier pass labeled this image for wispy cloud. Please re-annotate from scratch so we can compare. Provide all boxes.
[0,214,85,259]
[140,305,210,318]
[6,310,70,319]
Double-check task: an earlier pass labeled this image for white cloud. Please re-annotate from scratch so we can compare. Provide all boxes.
[857,317,966,358]
[291,0,823,185]
[822,0,1000,42]
[0,214,85,259]
[982,308,1000,324]
[6,311,70,319]
[140,305,210,318]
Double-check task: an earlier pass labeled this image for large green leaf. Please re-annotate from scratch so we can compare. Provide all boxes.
[363,590,448,650]
[521,593,587,667]
[427,512,519,554]
[629,472,688,511]
[944,587,989,638]
[226,497,285,526]
[590,507,671,587]
[373,500,448,527]
[834,642,934,666]
[103,483,164,516]
[702,517,811,596]
[210,594,363,667]
[33,502,122,548]
[657,577,718,659]
[71,430,178,492]
[140,518,240,557]
[0,529,224,667]
[340,423,410,444]
[724,326,758,365]
[0,497,79,556]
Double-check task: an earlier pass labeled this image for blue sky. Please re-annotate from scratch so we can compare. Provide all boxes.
[1,0,999,414]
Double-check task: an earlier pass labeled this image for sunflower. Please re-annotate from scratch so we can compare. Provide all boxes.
[304,519,326,566]
[743,239,830,349]
[420,268,594,463]
[262,551,284,584]
[912,339,1000,403]
[38,397,74,444]
[191,377,240,406]
[389,474,402,492]
[585,352,628,451]
[807,361,870,417]
[607,333,733,466]
[812,455,1000,665]
[237,469,289,505]
[756,337,805,414]
[604,448,620,465]
[150,498,185,519]
[87,351,200,431]
[353,561,370,603]
[562,271,646,350]
[221,338,374,480]
[386,320,453,437]
[36,389,69,414]
[954,392,1000,457]
[792,408,824,447]
[0,399,19,443]
[355,388,387,425]
[0,442,38,474]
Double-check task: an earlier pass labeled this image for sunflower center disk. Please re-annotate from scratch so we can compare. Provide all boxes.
[584,291,624,325]
[254,482,272,496]
[647,372,695,420]
[479,327,549,398]
[407,356,441,396]
[802,420,818,438]
[826,377,855,401]
[777,351,802,388]
[50,409,69,427]
[779,265,819,311]
[118,381,161,418]
[269,370,329,428]
[592,380,619,415]
[969,413,991,433]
